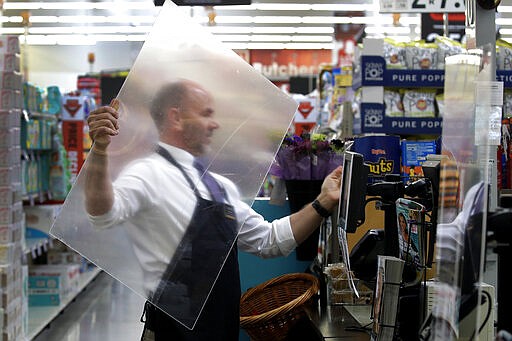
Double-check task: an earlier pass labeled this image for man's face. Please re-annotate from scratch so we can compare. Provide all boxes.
[180,86,219,156]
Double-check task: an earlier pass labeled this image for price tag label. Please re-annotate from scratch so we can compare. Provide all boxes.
[380,0,465,13]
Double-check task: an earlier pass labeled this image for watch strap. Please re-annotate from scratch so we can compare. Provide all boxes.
[312,199,331,218]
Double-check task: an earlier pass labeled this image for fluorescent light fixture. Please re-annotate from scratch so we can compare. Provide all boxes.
[217,3,378,12]
[18,33,148,45]
[3,1,156,10]
[205,26,334,34]
[250,42,334,49]
[5,15,157,24]
[212,15,396,25]
[310,4,378,11]
[498,5,512,12]
[399,16,421,25]
[27,25,152,34]
[290,35,333,42]
[213,34,332,42]
[295,27,334,34]
[0,28,25,34]
[496,18,512,25]
[365,26,410,34]
[223,42,333,49]
[250,4,312,11]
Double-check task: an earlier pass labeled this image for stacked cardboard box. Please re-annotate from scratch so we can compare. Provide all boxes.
[0,35,25,341]
[28,264,80,306]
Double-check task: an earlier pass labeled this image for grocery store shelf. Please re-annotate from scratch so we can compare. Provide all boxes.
[24,237,51,258]
[27,267,102,340]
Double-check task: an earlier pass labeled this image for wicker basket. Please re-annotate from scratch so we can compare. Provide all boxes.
[239,273,319,341]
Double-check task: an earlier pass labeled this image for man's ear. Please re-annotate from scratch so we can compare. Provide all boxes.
[166,107,181,128]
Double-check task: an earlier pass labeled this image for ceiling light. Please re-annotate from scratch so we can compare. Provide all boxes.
[365,26,411,34]
[3,1,156,10]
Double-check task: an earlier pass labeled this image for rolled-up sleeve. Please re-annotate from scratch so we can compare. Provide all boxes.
[87,199,124,229]
[236,204,297,258]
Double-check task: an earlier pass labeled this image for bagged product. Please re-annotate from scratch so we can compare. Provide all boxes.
[435,93,444,117]
[497,39,512,71]
[384,89,404,117]
[402,89,436,117]
[405,41,438,70]
[435,36,465,70]
[384,38,407,69]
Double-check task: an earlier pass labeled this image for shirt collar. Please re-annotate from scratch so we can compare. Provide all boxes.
[157,142,195,168]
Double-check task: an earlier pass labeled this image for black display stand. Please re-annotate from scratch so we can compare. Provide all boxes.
[285,180,323,261]
[488,206,512,333]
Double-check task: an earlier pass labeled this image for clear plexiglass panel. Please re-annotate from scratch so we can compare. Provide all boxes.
[50,0,297,330]
[429,47,497,340]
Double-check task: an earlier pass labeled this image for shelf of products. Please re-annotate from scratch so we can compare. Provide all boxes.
[353,41,445,135]
[26,267,102,340]
[24,237,50,259]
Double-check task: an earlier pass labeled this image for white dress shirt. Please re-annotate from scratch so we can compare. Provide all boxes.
[89,142,297,292]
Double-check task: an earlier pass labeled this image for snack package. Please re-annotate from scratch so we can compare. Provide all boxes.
[46,86,62,115]
[384,89,404,117]
[435,36,465,70]
[497,39,512,71]
[435,93,444,117]
[384,38,407,69]
[405,41,438,70]
[504,90,512,119]
[352,88,362,119]
[49,132,71,200]
[402,89,437,117]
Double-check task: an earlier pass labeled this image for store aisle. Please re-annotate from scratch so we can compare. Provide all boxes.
[33,271,146,341]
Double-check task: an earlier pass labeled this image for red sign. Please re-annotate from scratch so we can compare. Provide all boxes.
[250,50,332,78]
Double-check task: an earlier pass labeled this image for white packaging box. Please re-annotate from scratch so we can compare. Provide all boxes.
[0,90,21,110]
[0,110,20,129]
[0,147,20,167]
[0,223,22,245]
[29,264,81,296]
[0,265,21,289]
[23,205,61,235]
[0,55,19,73]
[0,186,21,206]
[0,129,19,148]
[0,166,20,187]
[21,265,27,339]
[0,37,19,54]
[2,296,22,332]
[0,202,23,225]
[0,187,20,206]
[1,280,21,310]
[0,245,14,266]
[47,251,83,265]
[0,73,21,91]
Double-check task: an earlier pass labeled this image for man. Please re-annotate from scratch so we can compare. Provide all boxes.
[85,79,342,340]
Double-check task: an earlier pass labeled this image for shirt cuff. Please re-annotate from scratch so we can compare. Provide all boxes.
[87,203,118,229]
[273,216,297,256]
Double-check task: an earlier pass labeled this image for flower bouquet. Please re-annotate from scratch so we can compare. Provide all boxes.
[272,133,345,181]
[270,133,347,261]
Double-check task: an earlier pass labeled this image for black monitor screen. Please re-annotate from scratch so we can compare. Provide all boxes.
[289,76,317,95]
[100,74,126,106]
[338,151,368,233]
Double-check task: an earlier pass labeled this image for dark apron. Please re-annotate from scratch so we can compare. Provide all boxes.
[142,146,241,341]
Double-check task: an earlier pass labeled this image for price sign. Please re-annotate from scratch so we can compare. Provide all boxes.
[380,0,465,13]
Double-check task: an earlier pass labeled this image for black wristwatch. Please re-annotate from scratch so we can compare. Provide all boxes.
[312,199,331,218]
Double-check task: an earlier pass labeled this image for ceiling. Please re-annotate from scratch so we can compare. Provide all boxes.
[0,0,510,48]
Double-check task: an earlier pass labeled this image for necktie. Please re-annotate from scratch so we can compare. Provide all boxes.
[193,159,226,203]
